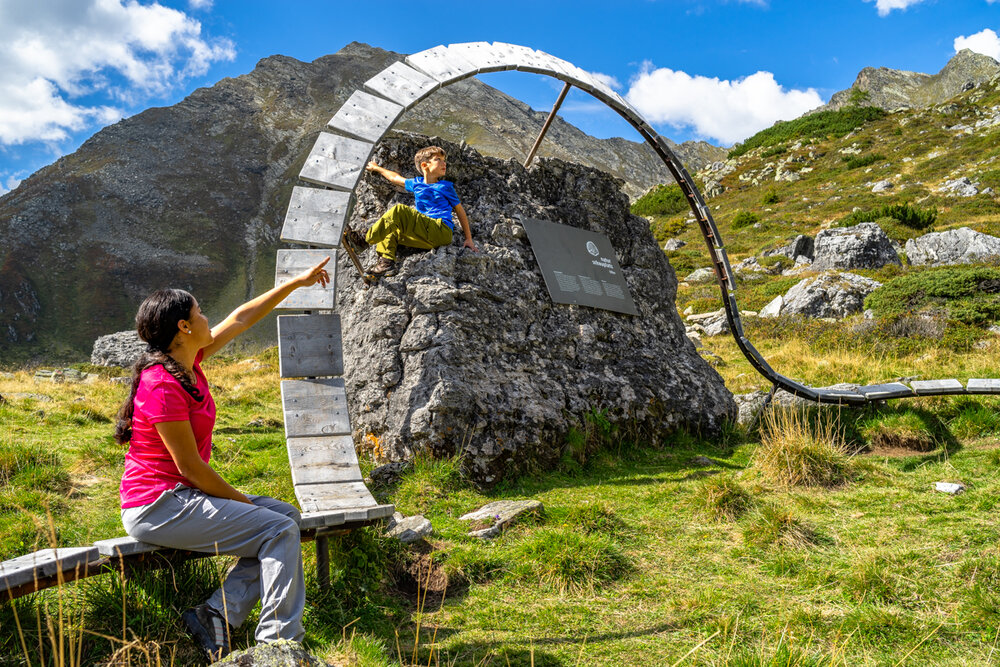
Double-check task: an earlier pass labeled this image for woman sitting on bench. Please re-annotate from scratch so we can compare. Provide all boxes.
[113,257,330,662]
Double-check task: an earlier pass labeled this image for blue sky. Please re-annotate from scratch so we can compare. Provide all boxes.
[1,0,998,194]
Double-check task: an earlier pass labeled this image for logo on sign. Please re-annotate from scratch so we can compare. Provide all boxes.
[586,241,599,256]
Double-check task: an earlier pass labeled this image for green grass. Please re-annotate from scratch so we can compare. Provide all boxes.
[729,106,887,158]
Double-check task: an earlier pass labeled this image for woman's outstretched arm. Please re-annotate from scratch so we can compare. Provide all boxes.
[202,257,330,359]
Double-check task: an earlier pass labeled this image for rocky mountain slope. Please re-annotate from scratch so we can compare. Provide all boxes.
[818,49,1000,112]
[0,42,721,361]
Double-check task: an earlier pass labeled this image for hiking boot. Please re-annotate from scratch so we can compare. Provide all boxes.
[343,226,368,253]
[367,256,397,277]
[181,604,232,663]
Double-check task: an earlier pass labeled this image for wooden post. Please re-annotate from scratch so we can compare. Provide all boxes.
[316,535,330,589]
[523,82,572,169]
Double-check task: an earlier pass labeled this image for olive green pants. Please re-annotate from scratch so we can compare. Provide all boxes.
[365,204,453,260]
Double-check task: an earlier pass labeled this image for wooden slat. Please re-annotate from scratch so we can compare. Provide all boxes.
[404,45,479,84]
[298,132,373,192]
[287,435,361,485]
[281,186,352,248]
[93,536,161,558]
[446,42,514,73]
[496,42,562,76]
[274,250,337,311]
[294,481,379,514]
[911,379,966,395]
[859,383,915,400]
[0,547,99,592]
[281,378,351,438]
[328,90,404,144]
[277,314,343,379]
[968,379,1000,394]
[363,61,440,108]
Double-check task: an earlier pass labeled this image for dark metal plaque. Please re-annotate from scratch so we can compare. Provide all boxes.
[521,217,638,316]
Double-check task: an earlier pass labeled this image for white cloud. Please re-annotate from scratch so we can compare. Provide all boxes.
[189,0,213,8]
[864,0,926,16]
[624,63,824,146]
[0,0,235,145]
[589,71,622,90]
[0,174,24,196]
[955,28,1000,60]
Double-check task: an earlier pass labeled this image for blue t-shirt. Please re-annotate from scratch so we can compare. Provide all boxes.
[404,177,460,229]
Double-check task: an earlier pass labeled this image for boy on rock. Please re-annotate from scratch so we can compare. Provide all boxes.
[348,146,478,277]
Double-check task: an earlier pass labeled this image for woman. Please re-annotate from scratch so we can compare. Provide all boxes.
[113,257,330,661]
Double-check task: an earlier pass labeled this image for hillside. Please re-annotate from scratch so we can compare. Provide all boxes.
[0,42,723,363]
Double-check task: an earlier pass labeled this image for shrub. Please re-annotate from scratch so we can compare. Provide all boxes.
[732,211,760,229]
[838,202,937,230]
[752,407,852,487]
[631,183,687,217]
[865,266,1000,325]
[843,153,886,170]
[761,188,781,205]
[650,216,686,244]
[729,106,886,158]
[760,145,787,159]
[695,475,754,521]
[873,216,925,243]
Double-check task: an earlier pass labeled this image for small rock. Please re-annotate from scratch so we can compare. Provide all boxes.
[935,482,965,495]
[9,392,52,402]
[460,499,543,539]
[663,238,686,251]
[734,391,770,426]
[690,455,716,467]
[385,512,433,543]
[369,461,414,487]
[938,177,979,197]
[759,295,783,318]
[871,180,894,193]
[215,639,326,666]
[684,267,715,283]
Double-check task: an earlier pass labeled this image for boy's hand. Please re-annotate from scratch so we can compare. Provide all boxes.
[463,238,479,252]
[294,256,331,287]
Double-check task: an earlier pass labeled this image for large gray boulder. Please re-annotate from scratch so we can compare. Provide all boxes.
[91,330,145,368]
[811,223,900,271]
[339,133,735,485]
[905,227,1000,266]
[216,640,325,666]
[779,272,882,319]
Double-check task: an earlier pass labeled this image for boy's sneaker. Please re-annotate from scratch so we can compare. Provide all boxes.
[181,604,231,662]
[343,227,368,253]
[367,256,398,277]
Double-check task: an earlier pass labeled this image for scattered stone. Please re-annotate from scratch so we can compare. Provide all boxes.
[690,455,717,467]
[91,331,146,368]
[905,227,1000,266]
[684,267,716,282]
[460,500,543,539]
[734,391,770,426]
[215,639,326,667]
[935,482,966,495]
[938,177,980,197]
[759,295,783,318]
[811,223,901,271]
[385,512,433,543]
[780,272,882,319]
[663,238,686,251]
[0,372,14,379]
[33,368,89,383]
[686,309,730,336]
[9,392,52,402]
[369,461,414,488]
[871,179,894,193]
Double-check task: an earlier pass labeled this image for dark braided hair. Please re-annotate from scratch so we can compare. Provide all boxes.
[114,289,204,445]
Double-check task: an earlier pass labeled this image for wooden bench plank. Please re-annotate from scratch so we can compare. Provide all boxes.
[281,378,351,438]
[287,435,362,485]
[301,505,395,531]
[294,481,379,514]
[859,382,915,400]
[446,42,515,73]
[281,186,352,248]
[1,547,99,592]
[494,42,561,76]
[968,379,1000,393]
[363,61,440,108]
[93,536,161,558]
[328,90,404,144]
[274,250,337,311]
[911,379,966,395]
[277,314,344,379]
[298,132,373,192]
[405,45,479,84]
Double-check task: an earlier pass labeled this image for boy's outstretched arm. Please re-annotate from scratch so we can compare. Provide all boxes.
[454,204,478,252]
[366,160,406,187]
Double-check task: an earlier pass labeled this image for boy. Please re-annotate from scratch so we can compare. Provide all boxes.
[347,146,478,277]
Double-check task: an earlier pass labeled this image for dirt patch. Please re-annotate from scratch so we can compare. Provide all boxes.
[869,430,938,453]
[392,541,457,599]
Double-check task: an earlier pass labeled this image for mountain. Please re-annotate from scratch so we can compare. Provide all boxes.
[0,42,722,361]
[819,49,1000,112]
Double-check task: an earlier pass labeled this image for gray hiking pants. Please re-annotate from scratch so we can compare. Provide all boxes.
[121,485,305,643]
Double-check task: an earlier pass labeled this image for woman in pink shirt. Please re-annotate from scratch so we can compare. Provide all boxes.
[114,257,329,661]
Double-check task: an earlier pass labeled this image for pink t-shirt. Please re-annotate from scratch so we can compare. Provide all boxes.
[119,350,216,508]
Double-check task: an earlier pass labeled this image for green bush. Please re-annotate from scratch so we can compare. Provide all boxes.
[761,188,781,205]
[729,106,887,158]
[650,216,686,244]
[865,266,1000,325]
[732,211,760,229]
[839,202,937,230]
[843,153,886,169]
[631,183,687,217]
[760,145,787,159]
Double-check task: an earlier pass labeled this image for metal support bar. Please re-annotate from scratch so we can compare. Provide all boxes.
[523,82,571,169]
[316,535,330,589]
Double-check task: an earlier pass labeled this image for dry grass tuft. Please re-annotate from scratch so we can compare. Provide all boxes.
[752,406,853,487]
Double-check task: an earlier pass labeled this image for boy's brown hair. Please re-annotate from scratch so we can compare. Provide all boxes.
[414,145,446,172]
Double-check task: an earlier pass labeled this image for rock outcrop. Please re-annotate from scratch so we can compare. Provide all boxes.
[339,133,735,484]
[811,223,900,271]
[905,227,1000,266]
[91,331,146,368]
[764,272,882,319]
